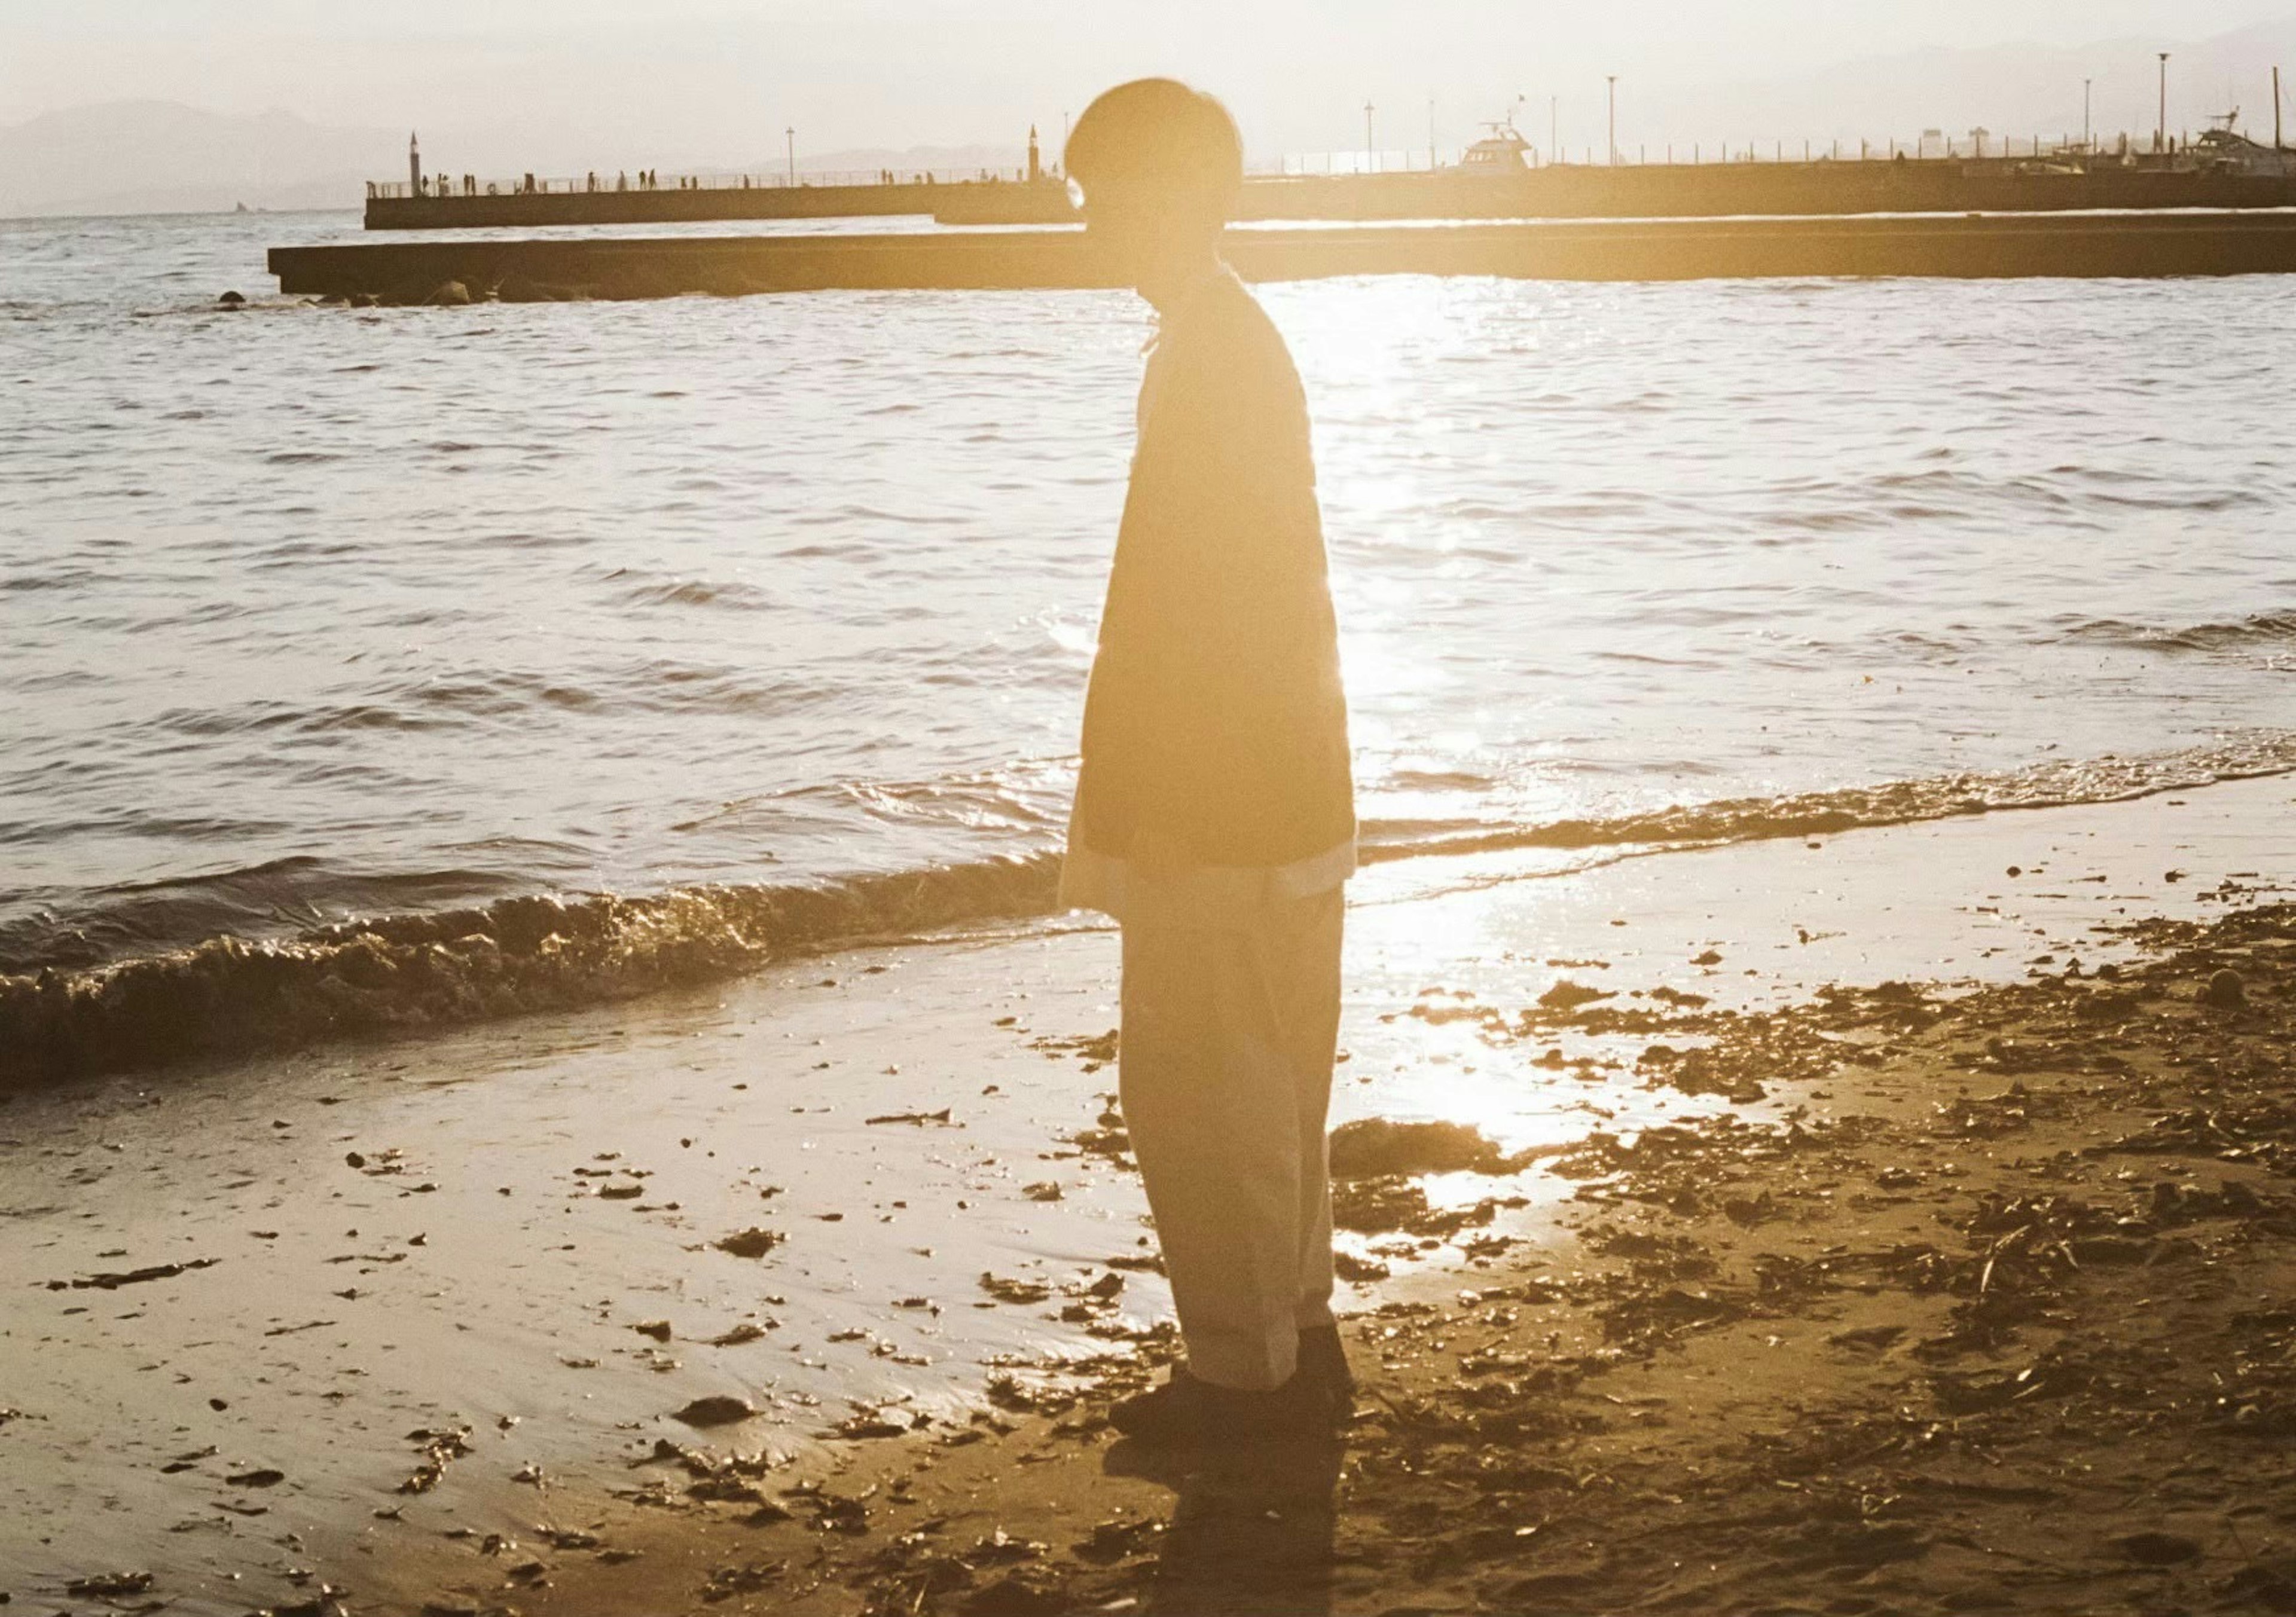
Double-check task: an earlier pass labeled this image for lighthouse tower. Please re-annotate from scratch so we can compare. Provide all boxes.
[408,132,422,194]
[1027,125,1041,182]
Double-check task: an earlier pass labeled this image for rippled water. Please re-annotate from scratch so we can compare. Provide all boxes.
[5,210,2294,1004]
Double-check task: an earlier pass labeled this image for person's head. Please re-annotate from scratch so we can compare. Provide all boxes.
[1064,78,1242,304]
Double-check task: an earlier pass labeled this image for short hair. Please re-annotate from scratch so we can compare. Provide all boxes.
[1064,78,1244,207]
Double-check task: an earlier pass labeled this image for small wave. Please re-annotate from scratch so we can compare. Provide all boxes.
[1361,733,2296,863]
[8,734,2293,1088]
[609,574,774,612]
[1,855,1060,1086]
[2059,611,2296,654]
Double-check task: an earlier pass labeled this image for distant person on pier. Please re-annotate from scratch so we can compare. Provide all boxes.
[1057,77,1356,1450]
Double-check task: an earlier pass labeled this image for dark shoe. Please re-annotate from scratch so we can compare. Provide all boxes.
[1109,1364,1338,1449]
[1109,1364,1204,1445]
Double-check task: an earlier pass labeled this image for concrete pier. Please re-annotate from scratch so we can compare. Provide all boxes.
[932,164,2296,226]
[271,211,2296,304]
[367,161,2296,233]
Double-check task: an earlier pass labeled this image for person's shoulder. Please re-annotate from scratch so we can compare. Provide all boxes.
[1168,271,1302,399]
[1194,270,1288,351]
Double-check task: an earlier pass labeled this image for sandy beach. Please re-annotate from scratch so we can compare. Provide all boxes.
[11,15,2296,1617]
[5,772,2293,1615]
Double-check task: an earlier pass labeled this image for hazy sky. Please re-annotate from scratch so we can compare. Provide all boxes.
[6,1,2289,167]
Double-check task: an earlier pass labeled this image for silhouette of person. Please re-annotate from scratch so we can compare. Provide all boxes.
[1058,78,1356,1450]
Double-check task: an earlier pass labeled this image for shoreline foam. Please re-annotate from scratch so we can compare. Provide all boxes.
[8,736,2292,1086]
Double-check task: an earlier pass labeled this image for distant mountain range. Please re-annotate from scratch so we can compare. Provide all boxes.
[7,16,2292,219]
[0,102,1032,219]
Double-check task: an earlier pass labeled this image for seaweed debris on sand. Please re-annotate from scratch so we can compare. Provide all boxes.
[384,901,2296,1617]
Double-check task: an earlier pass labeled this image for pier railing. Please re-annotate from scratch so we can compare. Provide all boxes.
[375,129,2228,200]
[369,164,1034,200]
[1269,130,2200,173]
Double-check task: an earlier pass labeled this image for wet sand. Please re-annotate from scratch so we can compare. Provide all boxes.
[4,774,2293,1615]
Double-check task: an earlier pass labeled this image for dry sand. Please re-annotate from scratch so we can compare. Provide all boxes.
[4,774,2294,1616]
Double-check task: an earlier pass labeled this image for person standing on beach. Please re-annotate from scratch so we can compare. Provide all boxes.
[1058,79,1357,1448]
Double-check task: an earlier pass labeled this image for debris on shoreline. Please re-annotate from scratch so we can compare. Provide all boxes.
[386,901,2296,1617]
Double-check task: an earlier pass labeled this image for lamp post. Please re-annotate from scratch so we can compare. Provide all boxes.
[1364,100,1376,173]
[785,126,795,186]
[1606,75,1617,166]
[2082,78,2092,148]
[2157,53,2169,152]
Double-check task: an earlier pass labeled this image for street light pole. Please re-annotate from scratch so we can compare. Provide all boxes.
[2157,53,2169,152]
[785,126,795,186]
[2083,78,2092,148]
[1606,75,1617,166]
[1364,100,1376,172]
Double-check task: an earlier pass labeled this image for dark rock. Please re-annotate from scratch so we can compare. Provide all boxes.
[65,1573,153,1597]
[673,1395,756,1427]
[2202,969,2246,1009]
[714,1227,784,1258]
[1329,1117,1525,1179]
[216,291,246,308]
[1333,1251,1391,1283]
[1539,979,1615,1011]
[2116,1530,2203,1565]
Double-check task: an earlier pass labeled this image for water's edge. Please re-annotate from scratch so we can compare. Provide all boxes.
[8,735,2289,1087]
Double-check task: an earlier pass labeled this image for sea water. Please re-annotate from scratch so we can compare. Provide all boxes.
[4,209,2293,1026]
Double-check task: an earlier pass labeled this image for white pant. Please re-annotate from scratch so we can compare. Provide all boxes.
[1118,885,1345,1391]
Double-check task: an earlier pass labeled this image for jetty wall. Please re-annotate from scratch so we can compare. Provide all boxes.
[367,163,2296,232]
[272,212,2296,304]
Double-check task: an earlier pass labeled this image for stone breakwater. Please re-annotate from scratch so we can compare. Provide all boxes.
[271,210,2296,304]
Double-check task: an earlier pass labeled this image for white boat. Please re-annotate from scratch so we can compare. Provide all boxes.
[1453,120,1533,175]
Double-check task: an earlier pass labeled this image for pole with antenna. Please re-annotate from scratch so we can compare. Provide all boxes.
[1606,75,1618,165]
[2083,78,2092,149]
[2276,66,2285,151]
[2157,53,2169,153]
[785,126,795,187]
